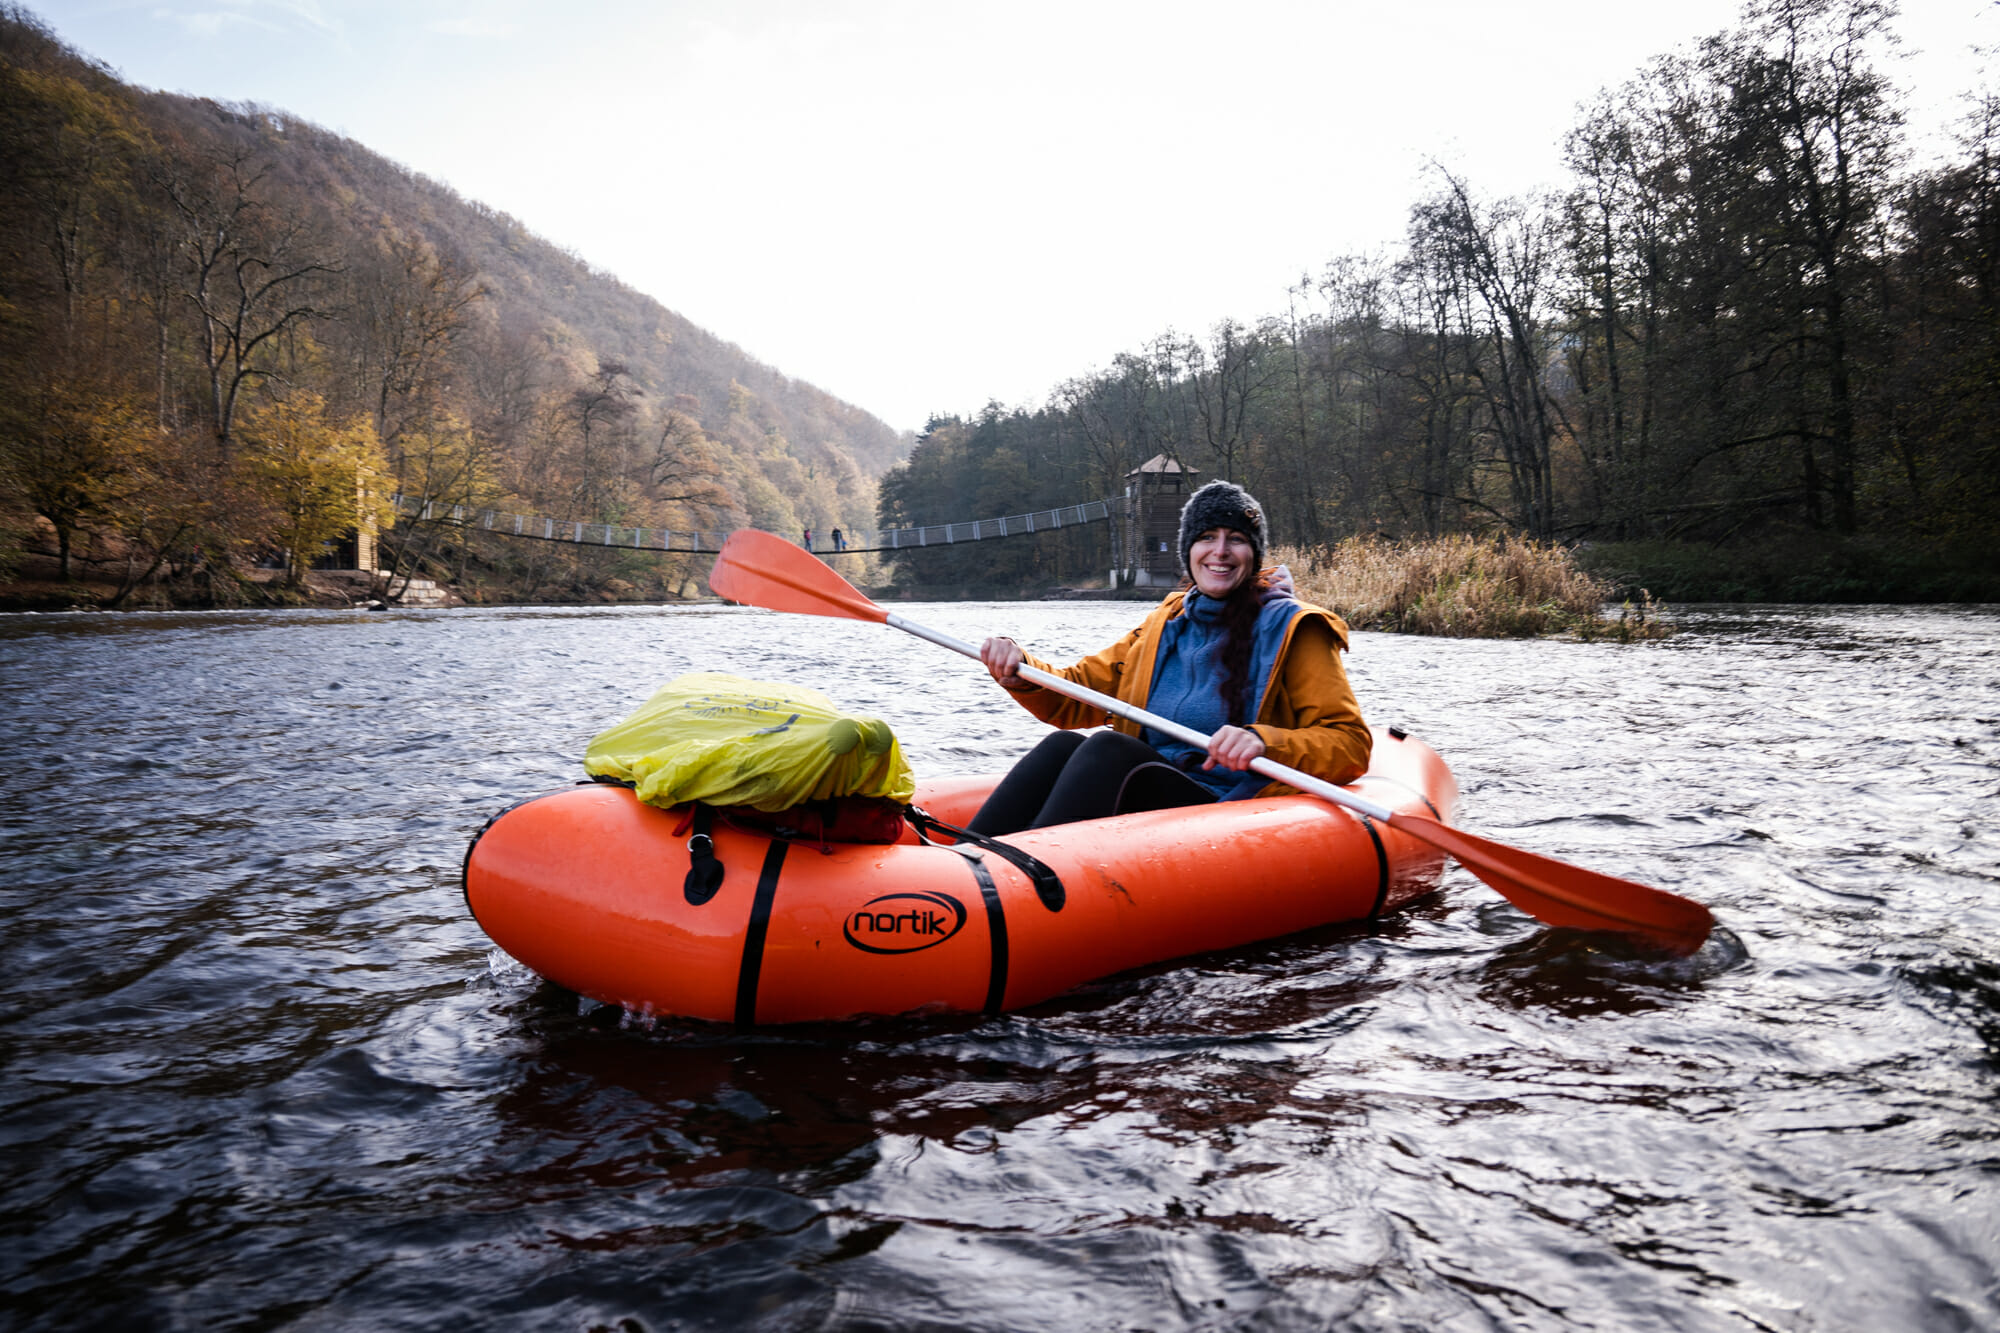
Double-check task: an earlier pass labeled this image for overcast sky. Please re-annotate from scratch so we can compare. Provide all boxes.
[28,0,1997,435]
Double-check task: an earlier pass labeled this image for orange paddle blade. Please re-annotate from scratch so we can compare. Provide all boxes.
[1395,811,1714,955]
[711,529,887,623]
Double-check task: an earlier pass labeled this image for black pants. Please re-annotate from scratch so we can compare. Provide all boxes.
[968,730,1216,835]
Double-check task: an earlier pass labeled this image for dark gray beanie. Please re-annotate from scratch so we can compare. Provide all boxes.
[1177,480,1267,580]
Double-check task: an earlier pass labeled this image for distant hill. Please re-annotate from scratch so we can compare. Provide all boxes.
[309,141,912,481]
[0,5,906,605]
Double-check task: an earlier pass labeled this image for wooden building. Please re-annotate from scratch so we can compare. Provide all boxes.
[1116,455,1198,588]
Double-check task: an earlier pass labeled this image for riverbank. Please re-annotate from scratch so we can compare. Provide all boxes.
[0,561,463,613]
[7,529,1992,616]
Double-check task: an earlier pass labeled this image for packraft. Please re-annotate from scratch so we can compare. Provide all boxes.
[467,725,1459,1024]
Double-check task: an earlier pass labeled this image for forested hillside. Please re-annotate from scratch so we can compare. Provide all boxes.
[0,5,905,607]
[880,0,1998,600]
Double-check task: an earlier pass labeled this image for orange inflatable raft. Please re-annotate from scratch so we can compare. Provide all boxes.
[464,725,1458,1025]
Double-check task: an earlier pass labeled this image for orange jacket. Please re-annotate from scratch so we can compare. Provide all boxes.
[1003,587,1372,796]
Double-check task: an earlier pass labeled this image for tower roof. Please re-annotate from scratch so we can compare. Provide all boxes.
[1126,454,1198,477]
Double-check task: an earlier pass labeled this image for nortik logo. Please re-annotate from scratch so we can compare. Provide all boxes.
[843,891,967,955]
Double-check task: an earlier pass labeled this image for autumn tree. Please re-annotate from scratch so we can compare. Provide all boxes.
[234,390,391,585]
[645,408,736,520]
[0,54,145,364]
[1431,172,1570,538]
[0,378,151,578]
[1391,204,1485,537]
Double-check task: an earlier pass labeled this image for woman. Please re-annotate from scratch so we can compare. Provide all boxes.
[969,480,1371,835]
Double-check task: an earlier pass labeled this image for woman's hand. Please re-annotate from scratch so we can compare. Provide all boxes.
[981,636,1028,689]
[1203,724,1267,772]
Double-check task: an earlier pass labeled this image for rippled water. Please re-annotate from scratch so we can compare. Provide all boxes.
[2,601,1997,1331]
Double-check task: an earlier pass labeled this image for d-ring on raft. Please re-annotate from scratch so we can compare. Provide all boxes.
[462,724,1458,1025]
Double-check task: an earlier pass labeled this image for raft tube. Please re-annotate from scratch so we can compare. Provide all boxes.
[465,726,1457,1024]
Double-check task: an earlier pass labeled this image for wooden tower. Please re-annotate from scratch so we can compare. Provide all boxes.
[1117,455,1199,588]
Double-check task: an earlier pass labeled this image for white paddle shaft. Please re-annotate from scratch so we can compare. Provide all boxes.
[883,611,1398,822]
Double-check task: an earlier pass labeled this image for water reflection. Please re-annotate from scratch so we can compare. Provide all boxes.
[1475,925,1751,1017]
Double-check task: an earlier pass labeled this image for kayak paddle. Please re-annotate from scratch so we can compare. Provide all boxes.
[709,529,1715,956]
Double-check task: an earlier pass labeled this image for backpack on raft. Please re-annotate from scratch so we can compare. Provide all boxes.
[584,672,1063,907]
[583,671,916,829]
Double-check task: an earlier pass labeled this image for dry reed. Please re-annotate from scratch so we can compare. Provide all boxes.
[1271,535,1669,640]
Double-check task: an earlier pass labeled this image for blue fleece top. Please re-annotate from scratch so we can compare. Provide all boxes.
[1142,591,1300,799]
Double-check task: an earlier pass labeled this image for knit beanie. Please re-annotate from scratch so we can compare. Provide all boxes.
[1177,480,1268,581]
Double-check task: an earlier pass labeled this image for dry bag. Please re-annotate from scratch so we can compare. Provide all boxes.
[583,672,915,813]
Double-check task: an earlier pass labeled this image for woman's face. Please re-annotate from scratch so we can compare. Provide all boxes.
[1188,528,1255,598]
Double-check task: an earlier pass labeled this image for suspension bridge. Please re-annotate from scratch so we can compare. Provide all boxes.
[387,492,1116,556]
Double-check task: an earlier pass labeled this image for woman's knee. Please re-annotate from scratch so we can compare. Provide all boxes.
[969,730,1087,835]
[1065,729,1164,782]
[1028,730,1088,763]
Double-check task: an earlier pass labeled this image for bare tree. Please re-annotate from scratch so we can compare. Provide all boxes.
[1417,170,1570,538]
[350,229,485,446]
[160,144,340,455]
[1734,0,1902,533]
[1190,317,1281,485]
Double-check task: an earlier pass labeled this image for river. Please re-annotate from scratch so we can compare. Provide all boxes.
[2,601,1996,1331]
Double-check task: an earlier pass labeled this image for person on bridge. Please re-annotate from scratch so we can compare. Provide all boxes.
[970,480,1370,834]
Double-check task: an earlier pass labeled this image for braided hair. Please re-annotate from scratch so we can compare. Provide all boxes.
[1216,577,1264,725]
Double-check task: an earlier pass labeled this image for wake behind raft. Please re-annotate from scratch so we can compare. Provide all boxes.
[463,724,1458,1026]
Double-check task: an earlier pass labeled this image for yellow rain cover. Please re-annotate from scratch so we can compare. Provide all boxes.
[583,672,914,813]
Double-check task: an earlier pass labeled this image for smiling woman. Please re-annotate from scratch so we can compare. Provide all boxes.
[968,480,1372,833]
[1187,527,1256,599]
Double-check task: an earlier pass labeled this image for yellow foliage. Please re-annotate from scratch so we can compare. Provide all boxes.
[392,412,495,507]
[235,391,391,583]
[0,377,154,575]
[8,65,149,168]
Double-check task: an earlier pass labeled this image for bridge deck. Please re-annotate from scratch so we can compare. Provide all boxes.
[388,494,1114,555]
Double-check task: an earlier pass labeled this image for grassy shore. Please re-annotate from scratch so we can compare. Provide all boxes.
[1274,536,1669,640]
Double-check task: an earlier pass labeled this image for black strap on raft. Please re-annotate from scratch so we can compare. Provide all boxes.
[906,806,1065,913]
[683,804,725,905]
[957,849,1010,1014]
[918,839,1010,1015]
[733,840,789,1026]
[1355,813,1391,918]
